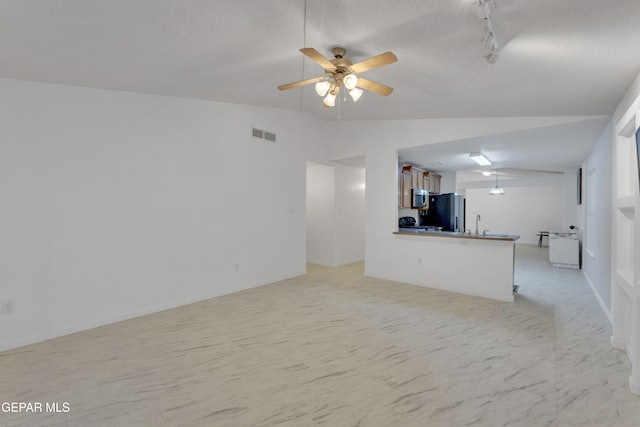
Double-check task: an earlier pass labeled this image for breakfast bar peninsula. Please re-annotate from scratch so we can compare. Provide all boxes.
[392,229,520,302]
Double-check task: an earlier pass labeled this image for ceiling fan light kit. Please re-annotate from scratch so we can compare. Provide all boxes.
[349,87,363,102]
[315,81,331,97]
[278,47,397,108]
[323,91,337,107]
[343,73,358,90]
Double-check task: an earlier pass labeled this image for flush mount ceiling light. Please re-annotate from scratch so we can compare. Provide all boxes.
[470,152,492,166]
[278,47,397,108]
[475,0,502,64]
[481,170,493,176]
[489,170,505,195]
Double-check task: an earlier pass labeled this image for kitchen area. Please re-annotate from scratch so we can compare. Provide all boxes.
[391,132,586,302]
[394,163,521,302]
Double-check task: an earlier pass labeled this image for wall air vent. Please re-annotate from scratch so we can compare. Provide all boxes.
[264,132,276,142]
[252,127,276,143]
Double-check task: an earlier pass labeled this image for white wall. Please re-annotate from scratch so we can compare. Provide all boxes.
[581,119,614,313]
[465,185,564,245]
[306,163,365,266]
[579,70,640,318]
[306,163,336,266]
[438,171,457,194]
[0,78,327,351]
[334,165,366,265]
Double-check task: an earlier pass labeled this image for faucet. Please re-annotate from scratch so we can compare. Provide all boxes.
[475,214,481,234]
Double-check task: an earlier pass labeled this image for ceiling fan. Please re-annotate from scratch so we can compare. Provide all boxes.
[278,47,397,107]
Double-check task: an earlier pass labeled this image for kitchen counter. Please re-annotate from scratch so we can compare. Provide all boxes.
[395,229,520,242]
[391,228,519,302]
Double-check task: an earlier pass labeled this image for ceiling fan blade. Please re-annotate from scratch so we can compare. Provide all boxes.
[350,52,397,74]
[300,48,336,70]
[278,76,324,91]
[357,77,394,96]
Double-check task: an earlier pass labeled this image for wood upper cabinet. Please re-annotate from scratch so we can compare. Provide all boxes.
[403,171,412,207]
[398,165,412,208]
[398,164,439,207]
[430,173,442,194]
[423,173,430,192]
[423,171,441,194]
[411,167,424,188]
[398,165,402,207]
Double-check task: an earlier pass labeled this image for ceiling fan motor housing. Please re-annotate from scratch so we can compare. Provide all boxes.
[332,47,346,58]
[328,48,353,86]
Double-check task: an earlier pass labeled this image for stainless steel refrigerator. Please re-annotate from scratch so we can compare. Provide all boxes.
[420,193,465,231]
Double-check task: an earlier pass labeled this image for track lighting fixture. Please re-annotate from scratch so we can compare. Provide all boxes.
[475,0,502,64]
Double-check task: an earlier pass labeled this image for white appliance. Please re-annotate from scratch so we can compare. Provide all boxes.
[549,232,580,268]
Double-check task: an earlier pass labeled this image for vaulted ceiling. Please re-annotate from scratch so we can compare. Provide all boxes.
[1,0,639,171]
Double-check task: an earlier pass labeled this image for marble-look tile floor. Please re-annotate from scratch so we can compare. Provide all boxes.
[1,245,639,426]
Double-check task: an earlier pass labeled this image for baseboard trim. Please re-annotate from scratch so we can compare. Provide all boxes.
[0,269,306,353]
[582,271,613,324]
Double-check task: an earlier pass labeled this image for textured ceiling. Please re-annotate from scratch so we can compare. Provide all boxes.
[1,0,638,176]
[1,0,639,122]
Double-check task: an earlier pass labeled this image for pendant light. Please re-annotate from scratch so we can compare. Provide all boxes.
[489,170,505,195]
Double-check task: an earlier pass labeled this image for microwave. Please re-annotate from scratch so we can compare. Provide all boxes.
[412,187,428,209]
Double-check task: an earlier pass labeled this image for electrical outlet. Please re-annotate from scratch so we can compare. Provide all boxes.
[1,300,15,315]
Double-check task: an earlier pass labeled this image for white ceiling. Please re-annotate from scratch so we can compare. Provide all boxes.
[398,116,610,174]
[1,0,638,173]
